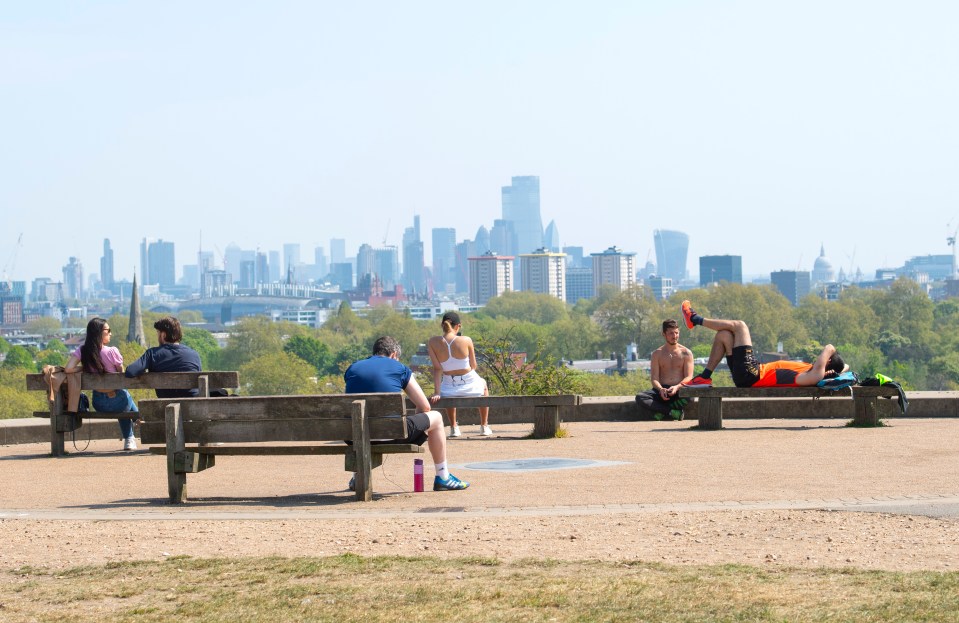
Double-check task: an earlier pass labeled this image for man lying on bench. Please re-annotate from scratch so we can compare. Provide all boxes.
[680,300,848,388]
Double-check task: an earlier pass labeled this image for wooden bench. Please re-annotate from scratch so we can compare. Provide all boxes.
[25,371,240,456]
[431,394,582,437]
[676,385,904,430]
[137,393,425,503]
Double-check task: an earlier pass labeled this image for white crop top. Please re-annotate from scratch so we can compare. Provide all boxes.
[440,336,471,372]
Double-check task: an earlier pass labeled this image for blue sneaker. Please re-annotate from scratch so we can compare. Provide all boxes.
[433,474,470,491]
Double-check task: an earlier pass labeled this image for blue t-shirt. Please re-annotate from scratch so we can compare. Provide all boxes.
[344,355,412,394]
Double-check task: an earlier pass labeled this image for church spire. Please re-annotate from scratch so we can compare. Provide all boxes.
[127,272,147,346]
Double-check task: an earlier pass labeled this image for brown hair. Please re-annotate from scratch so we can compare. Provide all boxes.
[441,311,461,334]
[372,336,401,357]
[662,319,679,333]
[154,316,183,342]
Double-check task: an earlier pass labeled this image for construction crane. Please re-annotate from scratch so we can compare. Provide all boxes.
[948,221,958,279]
[382,218,391,246]
[1,233,23,287]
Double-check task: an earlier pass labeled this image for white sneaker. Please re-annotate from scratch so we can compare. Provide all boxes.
[450,425,461,438]
[480,425,493,436]
[123,437,137,451]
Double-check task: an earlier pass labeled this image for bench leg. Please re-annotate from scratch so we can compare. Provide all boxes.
[351,400,372,502]
[853,396,879,426]
[50,392,65,457]
[697,397,723,430]
[533,406,560,438]
[165,403,188,503]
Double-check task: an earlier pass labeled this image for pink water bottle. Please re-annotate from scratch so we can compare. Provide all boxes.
[413,458,424,492]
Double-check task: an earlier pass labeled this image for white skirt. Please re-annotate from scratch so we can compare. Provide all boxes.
[439,370,488,397]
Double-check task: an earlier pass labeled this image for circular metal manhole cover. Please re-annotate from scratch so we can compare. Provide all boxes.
[461,457,628,472]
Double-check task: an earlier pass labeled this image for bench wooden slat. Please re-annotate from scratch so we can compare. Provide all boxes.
[25,371,240,392]
[140,416,407,445]
[146,443,423,456]
[33,411,139,419]
[432,395,580,408]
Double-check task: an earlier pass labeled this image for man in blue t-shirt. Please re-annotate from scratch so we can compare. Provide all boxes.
[125,316,203,398]
[345,336,469,491]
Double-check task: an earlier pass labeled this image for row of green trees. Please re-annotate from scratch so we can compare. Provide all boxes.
[2,277,955,419]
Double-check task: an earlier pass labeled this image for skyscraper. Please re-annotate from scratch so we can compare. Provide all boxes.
[468,252,514,305]
[146,240,175,288]
[100,239,114,291]
[474,226,491,255]
[591,246,636,292]
[501,176,543,254]
[283,243,300,279]
[653,229,689,283]
[330,238,346,265]
[543,220,560,252]
[62,257,83,300]
[699,255,743,287]
[432,228,456,293]
[402,216,425,295]
[520,248,566,301]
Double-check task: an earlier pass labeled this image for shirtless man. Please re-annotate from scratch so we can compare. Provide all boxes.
[635,319,695,420]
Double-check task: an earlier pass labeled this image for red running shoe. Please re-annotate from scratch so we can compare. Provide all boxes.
[681,300,696,329]
[683,375,712,387]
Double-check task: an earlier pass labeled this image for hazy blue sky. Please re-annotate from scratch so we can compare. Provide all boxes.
[3,1,957,285]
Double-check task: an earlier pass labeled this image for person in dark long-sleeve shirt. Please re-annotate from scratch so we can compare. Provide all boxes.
[125,316,202,398]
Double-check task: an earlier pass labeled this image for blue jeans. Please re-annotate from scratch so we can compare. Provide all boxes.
[92,390,139,439]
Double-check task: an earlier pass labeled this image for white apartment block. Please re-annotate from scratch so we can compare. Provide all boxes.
[468,252,514,305]
[520,249,567,300]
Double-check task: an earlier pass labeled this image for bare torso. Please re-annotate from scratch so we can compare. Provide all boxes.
[651,343,693,387]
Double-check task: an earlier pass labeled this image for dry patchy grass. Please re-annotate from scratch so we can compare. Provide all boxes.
[2,554,958,622]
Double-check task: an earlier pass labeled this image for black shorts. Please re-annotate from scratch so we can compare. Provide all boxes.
[727,345,761,388]
[404,412,430,446]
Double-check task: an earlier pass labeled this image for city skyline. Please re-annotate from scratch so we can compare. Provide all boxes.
[3,2,958,283]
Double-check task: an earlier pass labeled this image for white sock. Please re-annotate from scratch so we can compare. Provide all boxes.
[435,461,449,480]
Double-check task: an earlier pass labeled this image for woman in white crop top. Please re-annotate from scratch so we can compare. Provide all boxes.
[427,311,491,437]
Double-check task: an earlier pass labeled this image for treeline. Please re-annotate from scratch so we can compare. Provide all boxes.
[1,278,956,419]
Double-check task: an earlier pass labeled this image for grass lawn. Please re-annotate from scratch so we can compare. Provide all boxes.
[3,554,958,622]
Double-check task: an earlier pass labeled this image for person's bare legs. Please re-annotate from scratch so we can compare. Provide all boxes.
[700,318,752,347]
[479,384,490,427]
[423,410,448,464]
[704,329,734,371]
[446,407,458,430]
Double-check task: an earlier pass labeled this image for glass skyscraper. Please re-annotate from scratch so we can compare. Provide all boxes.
[501,176,543,255]
[653,229,689,283]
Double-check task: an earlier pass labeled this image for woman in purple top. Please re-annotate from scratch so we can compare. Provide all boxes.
[65,317,140,450]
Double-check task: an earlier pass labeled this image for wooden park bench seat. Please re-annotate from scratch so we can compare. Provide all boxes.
[25,371,240,456]
[675,385,904,430]
[431,394,582,437]
[137,393,424,503]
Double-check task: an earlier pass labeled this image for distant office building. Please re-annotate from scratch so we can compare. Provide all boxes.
[520,248,566,301]
[468,251,514,305]
[653,229,689,283]
[501,175,543,255]
[356,244,374,283]
[0,281,25,325]
[257,252,269,285]
[811,245,836,285]
[565,267,594,304]
[901,254,953,281]
[489,219,517,256]
[454,239,477,294]
[373,247,400,289]
[62,257,83,300]
[700,255,743,287]
[474,226,491,255]
[146,240,175,288]
[771,270,811,306]
[268,250,281,282]
[562,246,585,268]
[402,217,426,295]
[239,260,256,288]
[314,246,328,279]
[330,238,346,265]
[139,238,155,285]
[544,220,560,252]
[591,246,636,292]
[100,239,114,291]
[432,228,456,292]
[330,262,353,291]
[647,275,673,301]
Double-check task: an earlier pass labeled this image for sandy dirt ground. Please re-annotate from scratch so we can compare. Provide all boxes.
[2,419,958,572]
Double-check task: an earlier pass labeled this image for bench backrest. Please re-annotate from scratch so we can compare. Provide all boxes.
[25,371,240,392]
[138,393,408,445]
